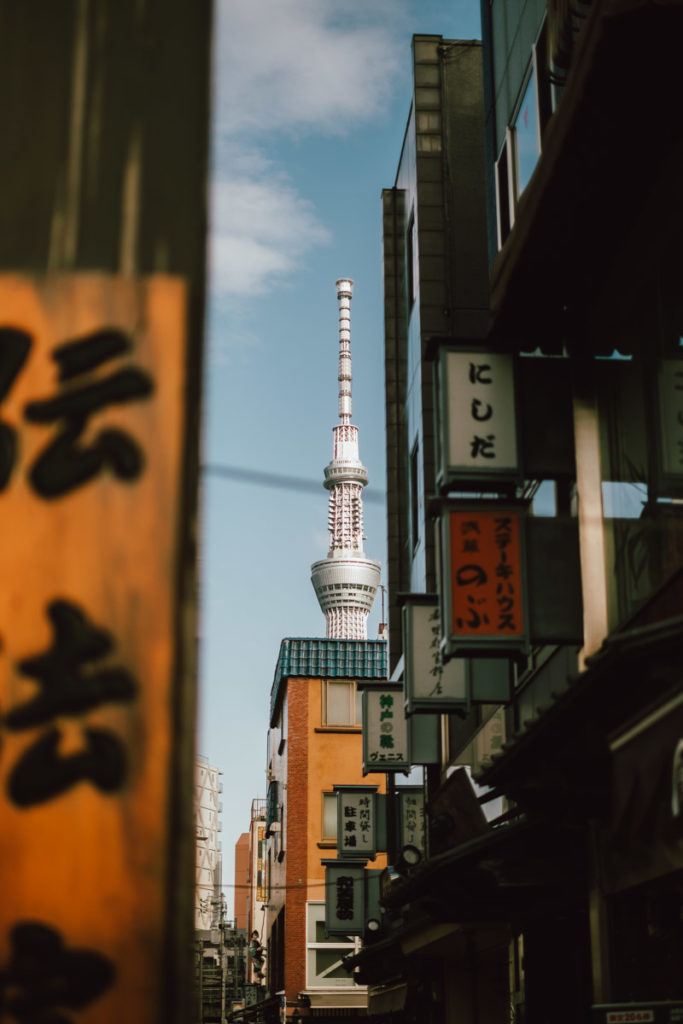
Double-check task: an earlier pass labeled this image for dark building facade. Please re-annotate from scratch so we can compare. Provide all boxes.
[349,7,683,1023]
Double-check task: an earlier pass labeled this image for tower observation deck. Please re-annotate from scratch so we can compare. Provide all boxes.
[311,279,381,640]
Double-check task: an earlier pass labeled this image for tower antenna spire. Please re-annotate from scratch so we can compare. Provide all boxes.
[311,280,380,640]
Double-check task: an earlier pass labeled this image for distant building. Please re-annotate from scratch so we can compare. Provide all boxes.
[245,798,267,987]
[264,638,387,1019]
[194,755,224,932]
[233,281,389,1024]
[234,832,250,931]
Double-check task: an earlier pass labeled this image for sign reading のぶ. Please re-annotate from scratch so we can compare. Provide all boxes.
[441,506,528,657]
[0,275,190,1022]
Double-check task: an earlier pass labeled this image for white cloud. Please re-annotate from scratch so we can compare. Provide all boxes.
[213,0,404,138]
[208,0,406,303]
[209,157,331,297]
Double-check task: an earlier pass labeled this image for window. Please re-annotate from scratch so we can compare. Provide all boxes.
[410,441,419,553]
[322,680,361,727]
[512,70,540,198]
[497,26,555,250]
[266,780,279,831]
[306,902,360,989]
[406,210,417,308]
[279,698,287,753]
[322,792,337,841]
[495,137,512,248]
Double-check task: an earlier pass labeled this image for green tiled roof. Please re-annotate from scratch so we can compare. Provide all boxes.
[270,637,388,724]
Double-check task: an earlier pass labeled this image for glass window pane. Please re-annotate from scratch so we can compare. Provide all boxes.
[325,681,352,725]
[315,950,351,980]
[322,793,337,840]
[514,72,539,196]
[355,685,362,725]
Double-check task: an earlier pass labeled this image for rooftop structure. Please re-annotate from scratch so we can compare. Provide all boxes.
[310,279,381,639]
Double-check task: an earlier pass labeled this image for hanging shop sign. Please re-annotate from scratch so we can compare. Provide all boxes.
[402,594,468,713]
[0,274,191,1021]
[362,684,410,774]
[365,869,383,927]
[440,505,528,658]
[434,347,520,491]
[322,858,367,937]
[592,1002,683,1023]
[334,785,378,860]
[407,712,441,766]
[396,786,425,855]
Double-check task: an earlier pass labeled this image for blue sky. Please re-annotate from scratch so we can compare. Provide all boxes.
[199,0,482,916]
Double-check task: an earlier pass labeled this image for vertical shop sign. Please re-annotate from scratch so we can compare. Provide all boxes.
[322,859,367,937]
[334,785,378,860]
[442,507,527,655]
[0,275,189,1022]
[403,596,468,713]
[396,786,425,855]
[436,349,519,490]
[362,685,409,774]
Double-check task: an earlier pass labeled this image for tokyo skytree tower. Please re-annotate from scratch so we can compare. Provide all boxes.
[311,279,381,640]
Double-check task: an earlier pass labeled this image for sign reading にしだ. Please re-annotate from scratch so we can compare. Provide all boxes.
[0,275,190,1023]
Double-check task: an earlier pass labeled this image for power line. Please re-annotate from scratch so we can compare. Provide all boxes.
[202,463,386,506]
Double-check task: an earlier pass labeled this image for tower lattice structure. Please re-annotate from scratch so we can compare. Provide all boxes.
[311,279,380,640]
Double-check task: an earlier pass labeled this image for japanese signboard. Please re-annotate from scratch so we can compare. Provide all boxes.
[322,859,367,937]
[335,785,378,860]
[592,1002,683,1023]
[441,506,528,657]
[435,348,519,490]
[402,595,468,713]
[396,786,425,855]
[362,684,410,774]
[407,713,441,766]
[0,274,191,1023]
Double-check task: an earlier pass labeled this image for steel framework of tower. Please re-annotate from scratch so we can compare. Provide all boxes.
[311,279,380,640]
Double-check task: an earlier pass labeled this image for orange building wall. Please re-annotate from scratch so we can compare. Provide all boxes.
[280,675,387,1005]
[234,832,249,929]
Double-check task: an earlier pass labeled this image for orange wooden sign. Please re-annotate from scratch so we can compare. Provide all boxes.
[0,274,189,1022]
[448,508,525,640]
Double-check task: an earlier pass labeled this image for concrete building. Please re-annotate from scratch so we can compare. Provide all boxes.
[348,8,683,1023]
[263,638,388,1020]
[195,755,224,933]
[234,832,250,931]
[245,799,267,988]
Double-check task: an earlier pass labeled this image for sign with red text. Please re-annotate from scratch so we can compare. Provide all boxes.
[441,506,527,656]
